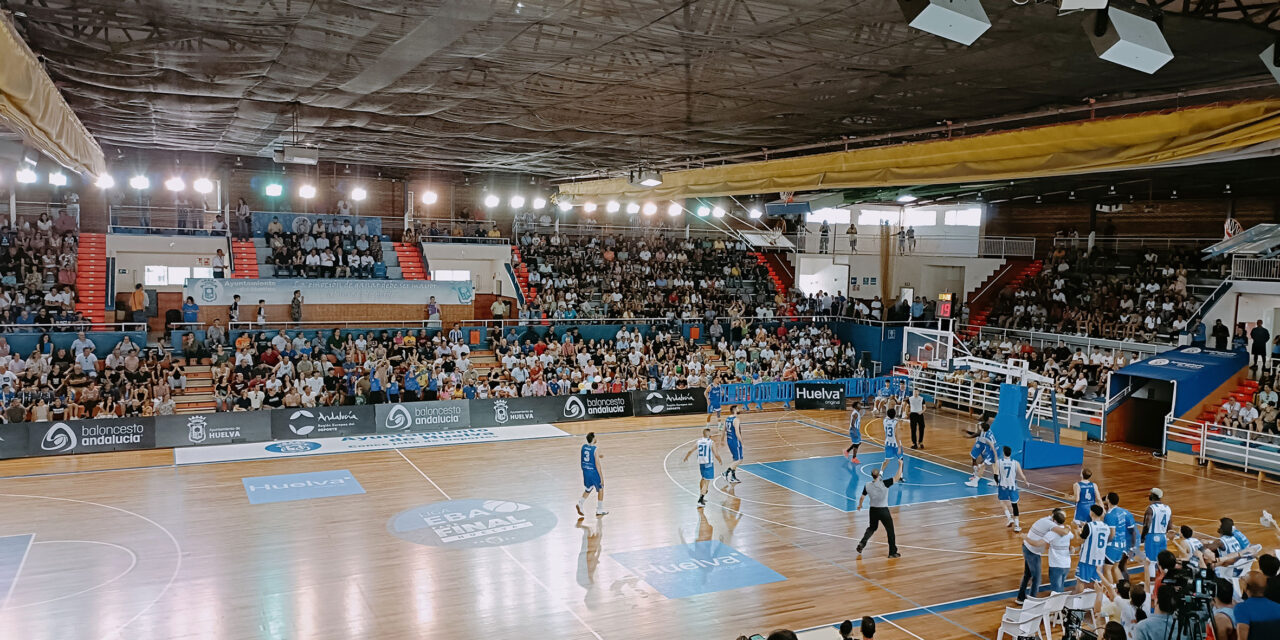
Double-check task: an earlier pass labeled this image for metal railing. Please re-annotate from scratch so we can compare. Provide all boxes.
[1052,236,1219,251]
[225,314,858,332]
[0,322,147,332]
[419,235,511,245]
[959,324,1172,356]
[1164,416,1280,477]
[909,367,1105,435]
[109,205,231,236]
[797,233,1034,259]
[1231,255,1280,281]
[514,220,745,242]
[979,236,1036,258]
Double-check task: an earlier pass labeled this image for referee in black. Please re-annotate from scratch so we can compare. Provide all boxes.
[855,461,903,558]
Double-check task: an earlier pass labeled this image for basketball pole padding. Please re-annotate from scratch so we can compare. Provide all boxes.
[991,383,1083,470]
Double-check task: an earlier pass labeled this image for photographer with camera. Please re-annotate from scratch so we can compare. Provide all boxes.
[1134,584,1181,640]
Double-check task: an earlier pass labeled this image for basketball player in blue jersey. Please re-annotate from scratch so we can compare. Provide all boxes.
[683,427,723,508]
[1102,492,1138,585]
[705,376,723,425]
[720,405,744,484]
[1070,468,1099,526]
[1141,487,1173,583]
[995,446,1028,532]
[879,408,903,476]
[1075,504,1113,600]
[845,401,863,462]
[873,382,892,416]
[576,432,608,517]
[964,415,997,487]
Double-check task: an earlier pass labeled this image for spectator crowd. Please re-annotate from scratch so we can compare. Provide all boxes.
[261,215,386,278]
[0,212,89,330]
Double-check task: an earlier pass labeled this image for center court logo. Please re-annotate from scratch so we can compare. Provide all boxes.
[563,396,586,419]
[384,405,413,431]
[387,499,558,548]
[41,423,77,452]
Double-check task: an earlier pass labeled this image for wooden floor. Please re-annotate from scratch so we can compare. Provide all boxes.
[0,408,1277,640]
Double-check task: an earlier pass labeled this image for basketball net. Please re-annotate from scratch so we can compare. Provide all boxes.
[779,191,794,204]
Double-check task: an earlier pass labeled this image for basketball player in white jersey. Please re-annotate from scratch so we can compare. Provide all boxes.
[995,446,1028,532]
[683,428,723,508]
[879,408,904,477]
[1141,487,1173,583]
[1075,504,1113,613]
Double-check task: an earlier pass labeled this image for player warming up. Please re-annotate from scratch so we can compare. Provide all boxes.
[964,414,997,487]
[845,401,863,462]
[1102,492,1138,585]
[1140,487,1173,583]
[879,408,904,477]
[995,446,1028,532]
[683,428,723,508]
[1075,504,1114,606]
[1070,468,1099,526]
[705,376,723,425]
[721,405,744,484]
[576,432,608,517]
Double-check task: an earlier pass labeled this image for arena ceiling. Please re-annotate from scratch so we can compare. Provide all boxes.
[6,0,1280,177]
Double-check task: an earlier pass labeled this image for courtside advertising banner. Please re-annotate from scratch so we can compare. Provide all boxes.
[632,388,708,416]
[795,382,845,410]
[28,416,156,456]
[375,400,472,433]
[270,405,376,440]
[470,393,632,428]
[156,412,272,448]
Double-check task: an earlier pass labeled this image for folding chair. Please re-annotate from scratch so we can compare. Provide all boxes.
[1063,589,1098,630]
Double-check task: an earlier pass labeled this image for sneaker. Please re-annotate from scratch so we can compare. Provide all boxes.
[919,444,925,450]
[1006,520,1015,528]
[698,496,706,506]
[576,504,584,516]
[964,478,979,487]
[888,552,901,559]
[596,511,609,517]
[856,544,865,556]
[850,457,860,464]
[730,475,742,484]
[910,444,918,449]
[1013,523,1022,532]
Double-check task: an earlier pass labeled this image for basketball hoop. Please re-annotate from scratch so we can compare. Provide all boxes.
[779,191,795,204]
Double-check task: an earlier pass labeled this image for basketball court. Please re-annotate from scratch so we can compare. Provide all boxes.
[0,408,1275,640]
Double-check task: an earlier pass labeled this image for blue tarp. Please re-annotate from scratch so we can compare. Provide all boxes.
[1108,347,1248,418]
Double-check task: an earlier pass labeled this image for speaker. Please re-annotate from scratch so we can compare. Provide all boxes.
[1084,7,1173,75]
[897,0,991,46]
[860,351,874,371]
[1261,42,1280,86]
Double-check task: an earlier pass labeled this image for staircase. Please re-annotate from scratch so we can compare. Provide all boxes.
[959,258,1043,338]
[394,242,427,280]
[74,233,108,327]
[751,250,793,298]
[1195,378,1260,426]
[510,246,535,302]
[230,239,259,279]
[175,366,217,414]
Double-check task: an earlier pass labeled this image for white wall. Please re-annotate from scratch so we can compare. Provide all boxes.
[1201,281,1280,338]
[793,253,1005,300]
[797,204,983,256]
[108,234,231,292]
[420,242,513,296]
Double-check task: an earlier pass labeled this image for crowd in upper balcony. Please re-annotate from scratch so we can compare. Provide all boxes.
[0,212,87,329]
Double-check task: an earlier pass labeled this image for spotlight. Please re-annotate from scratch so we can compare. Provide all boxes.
[299,184,316,199]
[193,178,214,194]
[532,197,547,210]
[1068,191,1076,201]
[15,168,37,184]
[265,183,283,197]
[484,194,500,208]
[422,190,438,205]
[626,202,640,214]
[712,206,726,218]
[696,206,710,217]
[898,0,990,46]
[1085,6,1173,75]
[351,187,367,201]
[95,174,116,189]
[606,201,620,213]
[557,199,572,212]
[1224,184,1233,195]
[896,193,918,203]
[642,202,657,216]
[510,195,526,208]
[1035,195,1042,204]
[1170,189,1178,199]
[129,175,150,190]
[583,202,597,213]
[748,208,763,219]
[1108,185,1117,195]
[628,167,663,187]
[165,176,185,192]
[667,202,682,217]
[48,172,67,187]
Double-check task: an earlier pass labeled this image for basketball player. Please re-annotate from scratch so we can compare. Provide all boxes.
[683,428,723,508]
[873,381,892,416]
[576,432,608,517]
[705,376,722,425]
[1140,487,1173,582]
[1075,504,1113,602]
[995,445,1028,532]
[721,405,744,484]
[880,408,904,477]
[1175,525,1208,569]
[1070,468,1100,526]
[1102,492,1139,585]
[845,401,863,462]
[964,415,997,487]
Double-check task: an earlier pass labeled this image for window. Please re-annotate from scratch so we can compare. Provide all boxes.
[943,208,981,226]
[858,209,898,225]
[432,270,471,282]
[144,265,168,286]
[192,267,214,279]
[902,208,937,227]
[143,265,207,286]
[806,207,851,225]
[168,267,192,285]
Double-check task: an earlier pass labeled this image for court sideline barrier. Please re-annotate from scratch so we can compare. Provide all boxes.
[713,376,910,410]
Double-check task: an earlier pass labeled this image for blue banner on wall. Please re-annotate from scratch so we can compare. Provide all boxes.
[1108,347,1249,417]
[251,212,382,238]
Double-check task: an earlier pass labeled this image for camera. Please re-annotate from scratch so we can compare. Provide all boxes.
[1160,565,1216,640]
[1060,608,1097,640]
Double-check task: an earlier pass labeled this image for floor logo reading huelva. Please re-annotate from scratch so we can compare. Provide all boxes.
[387,499,557,548]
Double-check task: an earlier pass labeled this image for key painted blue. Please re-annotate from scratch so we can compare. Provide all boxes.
[0,533,33,609]
[740,452,996,512]
[609,540,785,599]
[242,470,365,504]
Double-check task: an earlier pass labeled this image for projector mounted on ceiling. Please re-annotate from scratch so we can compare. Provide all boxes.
[628,167,663,187]
[273,145,319,165]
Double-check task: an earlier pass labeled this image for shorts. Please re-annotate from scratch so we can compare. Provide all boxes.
[699,463,715,480]
[884,443,902,460]
[1073,503,1093,524]
[1076,562,1102,584]
[970,443,994,465]
[998,486,1019,503]
[728,439,744,462]
[708,400,722,414]
[583,471,602,492]
[1105,546,1127,564]
[1144,533,1167,561]
[849,431,861,446]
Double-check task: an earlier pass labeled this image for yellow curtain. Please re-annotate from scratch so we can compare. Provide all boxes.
[0,16,105,176]
[559,100,1280,202]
